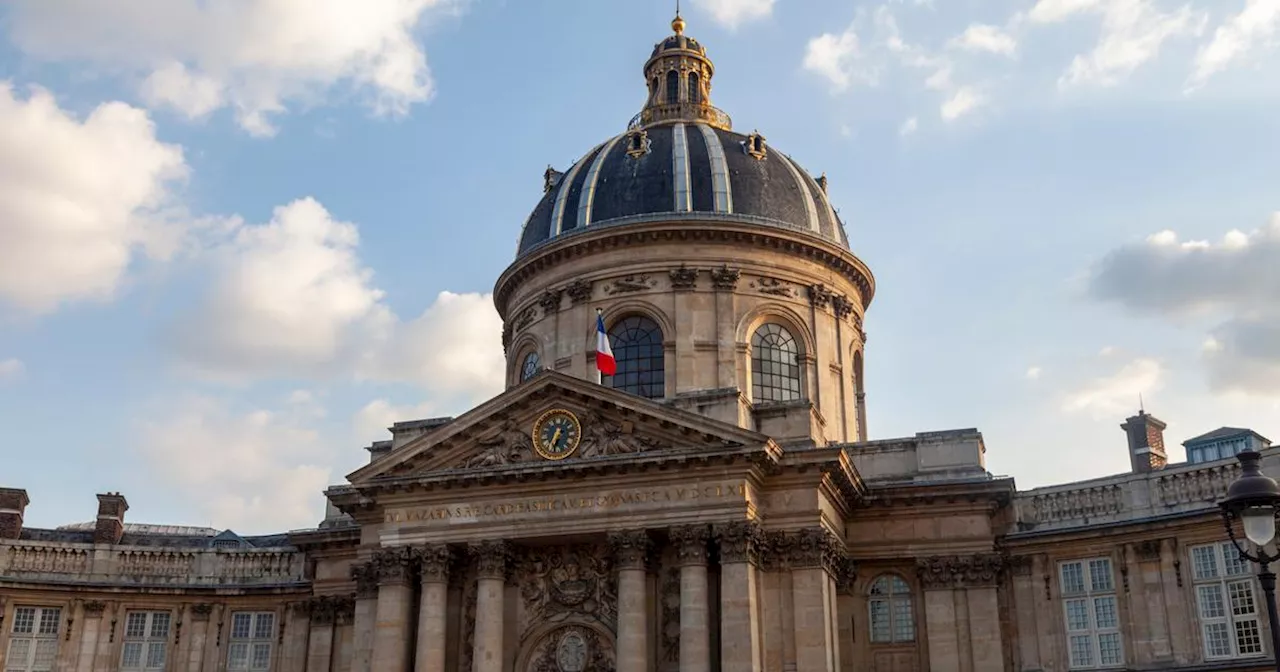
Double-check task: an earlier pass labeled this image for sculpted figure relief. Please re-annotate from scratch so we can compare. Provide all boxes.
[578,411,665,458]
[462,418,533,469]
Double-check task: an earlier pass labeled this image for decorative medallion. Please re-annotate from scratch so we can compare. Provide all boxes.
[532,409,582,460]
[556,630,589,671]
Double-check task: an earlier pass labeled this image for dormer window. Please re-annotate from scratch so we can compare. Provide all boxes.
[744,131,767,160]
[626,129,651,159]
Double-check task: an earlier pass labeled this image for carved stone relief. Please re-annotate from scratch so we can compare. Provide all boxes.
[668,266,698,291]
[608,530,652,570]
[525,625,615,672]
[351,562,378,599]
[566,280,594,304]
[751,277,793,297]
[713,521,764,565]
[305,595,355,626]
[605,275,657,295]
[515,307,537,331]
[710,265,740,291]
[372,546,414,585]
[807,284,833,309]
[578,411,665,458]
[539,290,563,315]
[414,543,453,583]
[460,419,534,469]
[515,544,617,636]
[670,525,710,566]
[916,554,1007,589]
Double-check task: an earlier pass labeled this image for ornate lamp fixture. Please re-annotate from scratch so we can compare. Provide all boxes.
[1220,450,1280,669]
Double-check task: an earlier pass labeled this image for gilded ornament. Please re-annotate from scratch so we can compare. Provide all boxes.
[532,408,582,460]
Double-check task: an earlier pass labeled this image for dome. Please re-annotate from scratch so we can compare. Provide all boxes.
[514,13,849,258]
[516,124,848,257]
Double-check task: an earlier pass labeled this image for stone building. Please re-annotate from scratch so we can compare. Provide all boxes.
[0,13,1275,672]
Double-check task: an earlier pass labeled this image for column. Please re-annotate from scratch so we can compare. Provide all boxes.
[371,547,416,672]
[351,561,379,672]
[281,602,311,672]
[415,544,453,672]
[714,521,764,672]
[75,601,105,672]
[671,524,710,672]
[610,530,652,672]
[470,541,510,672]
[916,554,1008,672]
[306,596,351,672]
[789,528,843,672]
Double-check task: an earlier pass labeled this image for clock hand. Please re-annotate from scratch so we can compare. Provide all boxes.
[551,427,562,445]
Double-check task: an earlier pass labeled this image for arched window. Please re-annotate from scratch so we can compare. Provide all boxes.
[868,575,915,643]
[665,71,680,104]
[520,351,541,382]
[688,72,701,104]
[751,323,802,402]
[651,77,660,104]
[605,316,665,399]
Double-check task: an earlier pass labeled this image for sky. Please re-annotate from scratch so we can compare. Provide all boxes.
[2,0,1279,535]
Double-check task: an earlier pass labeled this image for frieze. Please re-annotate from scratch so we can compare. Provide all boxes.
[566,279,594,304]
[414,543,453,583]
[670,525,710,566]
[710,265,740,291]
[669,265,699,291]
[916,554,1006,590]
[516,545,617,633]
[471,540,512,581]
[351,562,379,599]
[713,520,764,566]
[83,600,107,617]
[751,277,793,297]
[807,284,833,310]
[539,289,563,314]
[605,274,657,295]
[608,530,652,569]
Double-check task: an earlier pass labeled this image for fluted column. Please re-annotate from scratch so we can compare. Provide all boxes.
[351,563,379,672]
[671,525,711,672]
[414,544,453,672]
[715,521,764,672]
[471,541,511,672]
[371,548,416,672]
[610,530,653,672]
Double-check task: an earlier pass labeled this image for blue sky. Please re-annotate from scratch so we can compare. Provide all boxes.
[2,0,1279,534]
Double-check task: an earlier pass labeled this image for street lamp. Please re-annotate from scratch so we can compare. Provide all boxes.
[1221,450,1280,668]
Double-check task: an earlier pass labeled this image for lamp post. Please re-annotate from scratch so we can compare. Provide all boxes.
[1220,450,1280,669]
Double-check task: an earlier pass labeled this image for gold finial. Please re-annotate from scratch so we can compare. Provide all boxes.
[672,1,685,35]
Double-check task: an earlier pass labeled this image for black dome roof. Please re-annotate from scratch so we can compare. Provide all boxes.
[516,123,849,257]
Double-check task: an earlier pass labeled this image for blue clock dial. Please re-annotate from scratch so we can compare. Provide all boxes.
[532,409,582,460]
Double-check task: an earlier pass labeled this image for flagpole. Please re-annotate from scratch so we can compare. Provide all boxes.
[594,307,604,386]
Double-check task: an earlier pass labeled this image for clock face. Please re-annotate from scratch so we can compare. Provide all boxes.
[533,409,582,460]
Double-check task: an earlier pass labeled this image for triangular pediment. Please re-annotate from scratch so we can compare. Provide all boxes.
[347,371,771,484]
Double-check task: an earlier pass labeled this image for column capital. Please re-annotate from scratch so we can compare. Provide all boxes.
[712,520,765,565]
[351,560,379,599]
[82,600,107,617]
[470,540,512,581]
[305,595,355,626]
[669,524,710,566]
[372,546,415,586]
[190,603,213,621]
[414,543,454,584]
[916,553,1006,590]
[608,529,653,570]
[761,527,847,575]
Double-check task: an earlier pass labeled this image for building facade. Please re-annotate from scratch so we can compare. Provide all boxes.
[1,15,1275,672]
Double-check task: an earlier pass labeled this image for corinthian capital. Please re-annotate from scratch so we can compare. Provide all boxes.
[670,525,710,567]
[713,520,765,566]
[916,554,1006,590]
[470,540,512,581]
[414,543,453,584]
[372,546,415,586]
[350,561,379,599]
[608,530,653,570]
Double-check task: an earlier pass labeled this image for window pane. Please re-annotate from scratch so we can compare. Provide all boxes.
[122,641,143,668]
[1204,622,1232,658]
[8,639,31,666]
[1222,544,1251,577]
[146,642,167,668]
[1064,599,1090,631]
[1229,580,1257,616]
[125,612,147,639]
[751,324,802,403]
[1093,596,1118,629]
[1088,558,1113,592]
[1236,618,1264,655]
[228,642,249,669]
[1061,562,1085,595]
[604,316,664,399]
[892,596,915,642]
[1198,585,1225,619]
[31,639,57,671]
[251,643,272,669]
[869,599,890,642]
[1098,632,1123,665]
[231,613,253,639]
[150,613,171,639]
[35,609,58,637]
[1068,634,1094,667]
[253,613,274,639]
[1192,546,1219,580]
[12,607,35,634]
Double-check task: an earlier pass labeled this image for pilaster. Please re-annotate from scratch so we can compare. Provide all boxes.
[917,554,1007,672]
[714,521,764,672]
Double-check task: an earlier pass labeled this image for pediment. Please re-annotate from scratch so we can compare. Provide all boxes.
[347,371,771,484]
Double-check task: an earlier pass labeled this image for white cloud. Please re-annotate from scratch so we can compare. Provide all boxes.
[1087,214,1280,396]
[941,86,986,120]
[169,197,504,402]
[1026,366,1043,380]
[898,116,919,136]
[137,395,334,533]
[804,29,866,91]
[1189,0,1280,88]
[948,24,1017,56]
[691,0,776,29]
[6,0,456,136]
[1061,357,1163,416]
[0,83,188,313]
[354,398,441,441]
[0,359,24,383]
[1029,0,1204,87]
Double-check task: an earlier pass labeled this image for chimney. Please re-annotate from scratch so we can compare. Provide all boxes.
[94,492,128,545]
[0,488,30,539]
[1121,410,1168,473]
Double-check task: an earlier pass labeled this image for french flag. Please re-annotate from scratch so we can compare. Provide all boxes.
[595,310,616,379]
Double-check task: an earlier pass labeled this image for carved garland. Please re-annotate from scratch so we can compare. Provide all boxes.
[916,554,1007,590]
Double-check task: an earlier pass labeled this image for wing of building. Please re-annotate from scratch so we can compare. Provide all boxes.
[2,13,1277,672]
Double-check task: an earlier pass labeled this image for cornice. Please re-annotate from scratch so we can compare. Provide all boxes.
[287,525,360,552]
[494,219,875,315]
[863,477,1014,511]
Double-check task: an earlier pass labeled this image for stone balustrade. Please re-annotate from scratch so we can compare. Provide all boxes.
[1013,451,1265,534]
[0,539,306,586]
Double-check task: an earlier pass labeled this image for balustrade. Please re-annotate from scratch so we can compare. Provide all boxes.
[0,540,304,585]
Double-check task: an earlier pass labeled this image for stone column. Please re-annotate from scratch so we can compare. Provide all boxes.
[470,541,511,672]
[714,521,764,672]
[916,554,1007,672]
[351,561,380,672]
[671,525,711,672]
[415,544,453,672]
[610,530,653,672]
[306,596,352,672]
[371,547,416,672]
[788,528,845,672]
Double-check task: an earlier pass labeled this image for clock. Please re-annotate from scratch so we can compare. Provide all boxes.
[532,408,582,460]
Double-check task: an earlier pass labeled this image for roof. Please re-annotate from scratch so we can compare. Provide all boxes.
[1182,426,1272,446]
[516,124,849,257]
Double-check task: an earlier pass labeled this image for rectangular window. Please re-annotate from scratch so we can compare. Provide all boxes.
[227,612,275,671]
[120,611,170,671]
[1191,542,1265,660]
[1060,558,1123,669]
[5,606,60,672]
